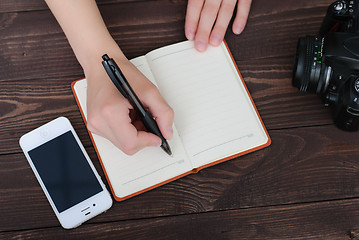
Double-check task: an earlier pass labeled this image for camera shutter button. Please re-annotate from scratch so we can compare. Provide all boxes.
[326,92,339,103]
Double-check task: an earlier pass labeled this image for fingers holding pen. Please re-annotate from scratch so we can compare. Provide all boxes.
[141,88,174,141]
[122,61,175,141]
[87,88,162,155]
[86,60,171,156]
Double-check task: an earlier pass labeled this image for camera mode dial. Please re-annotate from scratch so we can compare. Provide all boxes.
[354,78,359,93]
[333,2,344,11]
[331,1,355,16]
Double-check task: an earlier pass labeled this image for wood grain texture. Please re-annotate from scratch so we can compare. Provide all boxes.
[0,1,187,82]
[1,199,358,239]
[1,125,358,231]
[0,0,146,13]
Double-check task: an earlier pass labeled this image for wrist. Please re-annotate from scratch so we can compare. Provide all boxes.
[83,46,132,90]
[79,40,127,71]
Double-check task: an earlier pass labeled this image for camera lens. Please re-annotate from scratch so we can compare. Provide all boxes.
[293,36,332,93]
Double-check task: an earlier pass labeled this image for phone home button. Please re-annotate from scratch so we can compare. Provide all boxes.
[39,129,50,139]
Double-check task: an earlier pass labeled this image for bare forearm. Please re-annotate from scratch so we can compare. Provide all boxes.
[45,0,124,71]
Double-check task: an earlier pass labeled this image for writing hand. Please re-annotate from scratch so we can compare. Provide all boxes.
[86,58,174,155]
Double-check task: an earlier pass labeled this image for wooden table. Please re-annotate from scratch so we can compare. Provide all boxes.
[1,0,358,239]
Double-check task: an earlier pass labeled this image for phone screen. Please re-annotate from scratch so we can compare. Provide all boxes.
[28,130,103,213]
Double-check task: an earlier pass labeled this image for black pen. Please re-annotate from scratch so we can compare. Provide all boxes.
[101,54,172,156]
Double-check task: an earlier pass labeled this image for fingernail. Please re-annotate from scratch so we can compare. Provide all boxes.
[234,25,244,35]
[196,40,207,52]
[186,29,195,40]
[210,34,221,46]
[153,139,162,147]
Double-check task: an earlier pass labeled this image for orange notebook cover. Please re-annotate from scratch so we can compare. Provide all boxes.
[71,41,271,201]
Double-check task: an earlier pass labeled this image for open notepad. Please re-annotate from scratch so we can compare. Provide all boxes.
[72,41,271,201]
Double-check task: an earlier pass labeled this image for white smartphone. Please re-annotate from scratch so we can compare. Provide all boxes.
[19,116,112,229]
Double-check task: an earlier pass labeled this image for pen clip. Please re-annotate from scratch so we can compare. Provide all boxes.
[102,54,129,98]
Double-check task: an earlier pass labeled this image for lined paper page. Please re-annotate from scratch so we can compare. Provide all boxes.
[146,41,268,168]
[73,56,192,198]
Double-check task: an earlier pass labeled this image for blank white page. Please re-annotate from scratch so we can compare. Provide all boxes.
[73,56,192,199]
[146,41,268,168]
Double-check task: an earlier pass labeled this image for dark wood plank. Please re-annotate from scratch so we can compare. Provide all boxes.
[0,0,149,13]
[0,0,187,82]
[2,125,359,231]
[0,75,87,155]
[0,0,48,13]
[1,198,358,239]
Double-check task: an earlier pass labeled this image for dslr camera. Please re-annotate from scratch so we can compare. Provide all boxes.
[293,0,359,131]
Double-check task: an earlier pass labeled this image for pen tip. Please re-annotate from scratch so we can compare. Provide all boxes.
[161,141,172,156]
